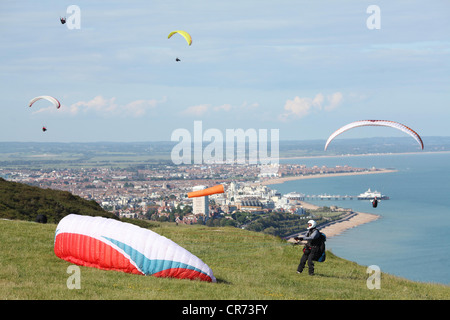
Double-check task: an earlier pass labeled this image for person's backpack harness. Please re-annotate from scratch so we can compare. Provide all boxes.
[313,232,327,262]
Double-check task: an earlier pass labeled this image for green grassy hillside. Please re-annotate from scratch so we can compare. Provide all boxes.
[1,219,448,300]
[0,178,115,223]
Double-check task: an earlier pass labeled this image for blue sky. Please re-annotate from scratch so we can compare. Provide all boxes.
[0,0,449,142]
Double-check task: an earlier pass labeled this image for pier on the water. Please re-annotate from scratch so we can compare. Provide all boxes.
[305,194,356,200]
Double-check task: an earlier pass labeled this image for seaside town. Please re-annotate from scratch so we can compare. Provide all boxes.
[1,163,385,226]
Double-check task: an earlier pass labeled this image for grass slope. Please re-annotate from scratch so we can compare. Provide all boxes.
[0,178,116,223]
[1,219,448,300]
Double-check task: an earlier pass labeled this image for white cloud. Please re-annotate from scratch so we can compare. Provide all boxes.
[69,96,117,115]
[213,104,232,112]
[240,101,259,110]
[325,92,343,111]
[48,96,165,117]
[123,99,160,117]
[279,92,343,121]
[181,104,210,116]
[212,101,259,112]
[182,101,259,116]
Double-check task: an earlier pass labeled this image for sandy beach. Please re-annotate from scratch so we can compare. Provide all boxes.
[286,198,380,242]
[256,168,397,186]
[318,210,380,238]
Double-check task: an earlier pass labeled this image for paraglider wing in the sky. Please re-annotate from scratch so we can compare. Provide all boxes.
[324,120,424,151]
[29,96,61,109]
[168,30,192,46]
[54,214,216,282]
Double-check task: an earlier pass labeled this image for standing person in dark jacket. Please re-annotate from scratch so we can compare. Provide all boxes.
[295,220,320,276]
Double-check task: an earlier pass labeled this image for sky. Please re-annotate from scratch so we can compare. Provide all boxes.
[0,0,449,143]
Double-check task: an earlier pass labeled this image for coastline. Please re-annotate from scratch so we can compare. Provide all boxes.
[259,170,386,240]
[254,163,393,241]
[257,168,397,186]
[286,199,380,241]
[278,150,450,161]
[318,210,380,238]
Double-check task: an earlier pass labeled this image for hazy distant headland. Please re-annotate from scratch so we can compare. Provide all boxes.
[0,136,449,168]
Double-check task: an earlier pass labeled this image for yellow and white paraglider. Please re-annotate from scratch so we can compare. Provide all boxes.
[324,120,424,151]
[168,30,192,62]
[168,30,192,46]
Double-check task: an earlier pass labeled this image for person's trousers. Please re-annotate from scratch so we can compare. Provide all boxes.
[297,248,317,275]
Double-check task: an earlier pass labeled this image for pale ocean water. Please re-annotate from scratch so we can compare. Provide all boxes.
[269,152,450,285]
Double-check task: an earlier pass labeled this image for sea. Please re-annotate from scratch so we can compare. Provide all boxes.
[269,152,450,285]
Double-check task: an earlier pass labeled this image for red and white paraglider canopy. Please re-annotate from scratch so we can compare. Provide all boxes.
[28,95,61,109]
[324,120,424,151]
[54,214,216,282]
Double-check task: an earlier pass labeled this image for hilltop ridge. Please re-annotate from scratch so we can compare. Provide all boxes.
[0,177,115,223]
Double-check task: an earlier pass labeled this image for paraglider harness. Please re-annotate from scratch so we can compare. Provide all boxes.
[372,198,378,208]
[302,229,327,263]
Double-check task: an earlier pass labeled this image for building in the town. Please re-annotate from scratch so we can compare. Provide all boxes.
[192,185,209,216]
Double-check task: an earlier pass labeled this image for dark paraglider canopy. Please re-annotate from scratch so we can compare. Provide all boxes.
[35,214,48,224]
[60,17,66,24]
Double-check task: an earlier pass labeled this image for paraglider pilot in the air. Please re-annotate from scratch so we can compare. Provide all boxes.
[176,57,181,62]
[42,126,47,132]
[372,197,378,208]
[60,17,66,24]
[295,220,321,276]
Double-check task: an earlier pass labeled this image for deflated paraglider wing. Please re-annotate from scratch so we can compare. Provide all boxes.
[54,214,216,282]
[29,96,61,109]
[324,120,424,151]
[168,30,192,46]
